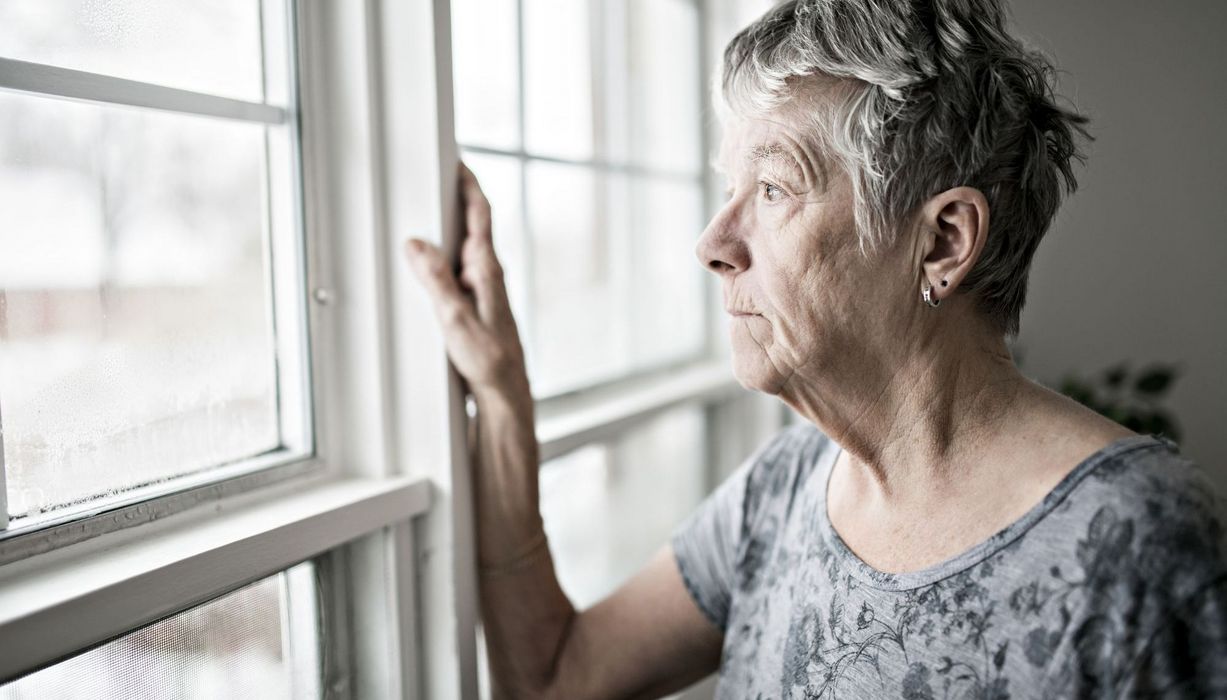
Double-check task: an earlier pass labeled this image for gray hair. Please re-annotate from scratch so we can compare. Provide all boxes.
[721,0,1090,335]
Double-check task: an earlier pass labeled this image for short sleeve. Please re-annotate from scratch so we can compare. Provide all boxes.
[1122,575,1227,698]
[670,459,752,632]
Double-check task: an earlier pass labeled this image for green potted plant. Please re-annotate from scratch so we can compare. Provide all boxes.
[1058,363,1182,442]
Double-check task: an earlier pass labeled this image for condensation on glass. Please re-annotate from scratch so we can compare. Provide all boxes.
[0,1,303,523]
[539,407,707,607]
[0,1,271,104]
[0,563,319,699]
[452,0,708,398]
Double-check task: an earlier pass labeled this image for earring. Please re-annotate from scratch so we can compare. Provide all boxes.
[922,283,941,308]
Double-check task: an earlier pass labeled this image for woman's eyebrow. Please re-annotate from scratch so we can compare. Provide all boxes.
[749,142,817,189]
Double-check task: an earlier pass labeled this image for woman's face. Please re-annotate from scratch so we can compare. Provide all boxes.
[696,114,914,396]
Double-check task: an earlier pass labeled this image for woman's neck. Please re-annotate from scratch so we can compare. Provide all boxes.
[780,316,1029,504]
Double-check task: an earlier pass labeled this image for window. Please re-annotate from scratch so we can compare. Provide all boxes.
[1,1,783,698]
[452,0,709,397]
[541,407,708,607]
[453,3,787,697]
[0,563,318,699]
[0,1,442,697]
[0,0,309,529]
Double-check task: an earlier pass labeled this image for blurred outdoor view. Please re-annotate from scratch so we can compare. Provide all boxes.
[0,0,287,521]
[0,565,314,699]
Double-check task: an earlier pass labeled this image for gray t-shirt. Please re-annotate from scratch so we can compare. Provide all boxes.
[672,425,1227,699]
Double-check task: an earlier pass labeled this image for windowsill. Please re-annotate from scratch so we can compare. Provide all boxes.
[0,475,432,683]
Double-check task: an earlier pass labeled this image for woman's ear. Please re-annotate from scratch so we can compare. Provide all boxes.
[917,187,990,302]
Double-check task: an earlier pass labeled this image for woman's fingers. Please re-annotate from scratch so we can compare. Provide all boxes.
[458,162,500,278]
[405,238,479,335]
[459,162,493,246]
[457,162,512,325]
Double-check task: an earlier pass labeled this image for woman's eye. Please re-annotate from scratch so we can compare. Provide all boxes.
[759,181,785,202]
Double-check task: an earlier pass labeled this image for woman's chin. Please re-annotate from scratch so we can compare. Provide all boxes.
[730,351,786,396]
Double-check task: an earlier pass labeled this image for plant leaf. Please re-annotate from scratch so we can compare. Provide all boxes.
[1135,366,1176,396]
[1103,364,1128,389]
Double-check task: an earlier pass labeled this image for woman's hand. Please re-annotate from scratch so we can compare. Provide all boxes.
[405,163,530,402]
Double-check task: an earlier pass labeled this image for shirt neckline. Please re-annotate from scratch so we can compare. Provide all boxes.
[815,432,1167,591]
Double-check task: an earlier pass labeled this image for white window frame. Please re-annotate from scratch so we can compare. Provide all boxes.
[0,1,478,698]
[0,0,317,548]
[0,1,789,698]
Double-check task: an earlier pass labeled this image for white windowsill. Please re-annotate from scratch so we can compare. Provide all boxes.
[0,476,432,683]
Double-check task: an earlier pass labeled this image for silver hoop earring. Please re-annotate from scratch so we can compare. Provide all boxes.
[922,284,941,308]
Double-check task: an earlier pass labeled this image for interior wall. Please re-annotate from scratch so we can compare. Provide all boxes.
[1010,0,1227,487]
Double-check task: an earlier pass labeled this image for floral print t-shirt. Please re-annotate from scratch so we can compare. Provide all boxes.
[672,425,1227,699]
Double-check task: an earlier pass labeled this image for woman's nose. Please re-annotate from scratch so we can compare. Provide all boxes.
[695,207,749,276]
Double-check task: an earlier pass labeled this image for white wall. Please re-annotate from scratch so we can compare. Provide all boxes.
[1010,1,1227,485]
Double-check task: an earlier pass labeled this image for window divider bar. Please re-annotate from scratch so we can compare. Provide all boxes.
[535,360,743,463]
[0,57,287,125]
[458,143,702,183]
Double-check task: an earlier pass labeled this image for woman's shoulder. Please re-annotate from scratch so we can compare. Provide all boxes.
[1061,435,1227,603]
[1035,438,1227,695]
[1077,435,1222,528]
[744,421,833,480]
[736,422,834,517]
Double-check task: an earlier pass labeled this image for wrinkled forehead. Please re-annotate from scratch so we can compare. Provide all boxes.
[712,74,849,176]
[711,113,827,180]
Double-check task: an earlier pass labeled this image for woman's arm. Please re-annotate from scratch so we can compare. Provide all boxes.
[405,165,722,699]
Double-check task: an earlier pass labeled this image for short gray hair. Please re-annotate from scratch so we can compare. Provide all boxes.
[721,0,1090,335]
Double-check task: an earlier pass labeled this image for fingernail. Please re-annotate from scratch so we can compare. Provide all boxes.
[407,239,425,255]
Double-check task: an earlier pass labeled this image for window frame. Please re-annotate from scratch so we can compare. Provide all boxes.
[0,0,319,547]
[0,1,788,698]
[0,1,474,697]
[455,0,722,403]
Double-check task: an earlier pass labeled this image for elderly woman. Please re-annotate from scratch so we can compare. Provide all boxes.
[407,0,1227,697]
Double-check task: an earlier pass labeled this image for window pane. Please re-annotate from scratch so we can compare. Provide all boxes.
[0,564,318,699]
[626,0,703,173]
[0,0,281,104]
[540,407,706,607]
[0,92,281,519]
[628,178,707,364]
[451,0,520,150]
[525,165,708,396]
[525,161,626,395]
[523,0,593,159]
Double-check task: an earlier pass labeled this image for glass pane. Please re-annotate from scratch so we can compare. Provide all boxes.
[0,0,279,104]
[540,407,706,607]
[524,0,593,160]
[627,0,703,173]
[524,165,707,396]
[525,162,627,395]
[451,0,520,150]
[0,564,318,699]
[628,178,707,364]
[0,92,280,519]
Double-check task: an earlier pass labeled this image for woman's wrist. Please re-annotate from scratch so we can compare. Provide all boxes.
[472,376,534,420]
